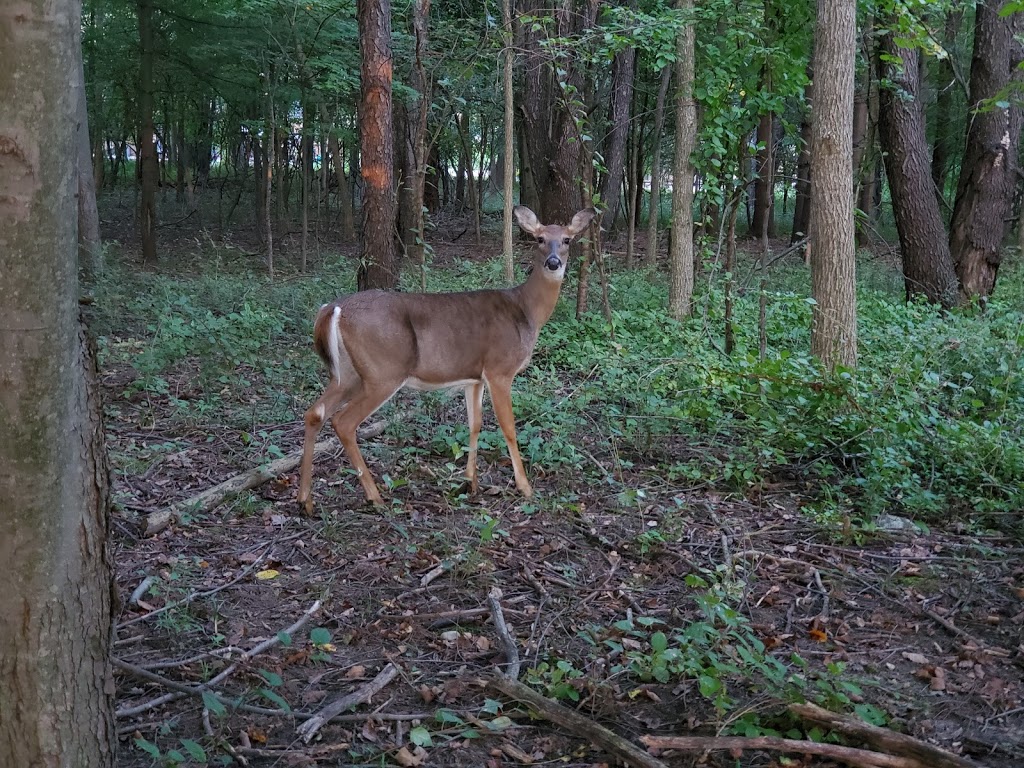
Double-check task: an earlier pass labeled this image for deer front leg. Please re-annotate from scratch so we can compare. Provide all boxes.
[485,377,533,497]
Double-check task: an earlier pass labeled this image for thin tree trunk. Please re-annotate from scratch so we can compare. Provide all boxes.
[401,0,431,274]
[327,106,356,242]
[644,66,671,266]
[810,0,858,369]
[0,0,116,760]
[791,63,813,243]
[300,96,311,272]
[502,0,516,283]
[263,68,275,279]
[752,110,775,238]
[931,8,965,206]
[669,0,697,320]
[625,100,641,268]
[601,37,636,232]
[138,0,158,264]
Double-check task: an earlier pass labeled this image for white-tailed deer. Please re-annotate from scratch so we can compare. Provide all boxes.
[297,206,597,510]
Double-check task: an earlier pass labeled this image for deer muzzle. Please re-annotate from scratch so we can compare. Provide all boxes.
[544,254,562,271]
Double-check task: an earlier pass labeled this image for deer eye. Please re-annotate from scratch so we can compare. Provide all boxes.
[562,237,570,245]
[536,236,545,244]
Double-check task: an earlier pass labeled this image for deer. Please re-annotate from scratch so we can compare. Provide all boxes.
[297,205,597,512]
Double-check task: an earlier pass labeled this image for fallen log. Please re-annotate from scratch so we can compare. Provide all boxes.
[143,420,387,535]
[486,676,668,768]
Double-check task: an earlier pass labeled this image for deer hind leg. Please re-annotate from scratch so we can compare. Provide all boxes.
[484,376,533,497]
[464,382,484,494]
[328,379,404,505]
[298,377,359,514]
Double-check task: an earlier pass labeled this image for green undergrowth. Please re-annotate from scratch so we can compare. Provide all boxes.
[90,247,1024,537]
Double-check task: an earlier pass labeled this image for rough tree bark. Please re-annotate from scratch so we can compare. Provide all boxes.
[519,0,586,223]
[668,0,696,320]
[357,0,398,290]
[809,0,857,369]
[948,0,1024,301]
[877,30,960,308]
[75,14,102,282]
[0,0,116,764]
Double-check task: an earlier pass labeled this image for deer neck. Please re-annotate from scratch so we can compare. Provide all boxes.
[515,264,564,331]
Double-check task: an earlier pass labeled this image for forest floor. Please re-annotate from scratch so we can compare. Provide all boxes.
[97,202,1024,768]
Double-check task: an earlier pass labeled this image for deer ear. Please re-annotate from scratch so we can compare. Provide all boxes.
[567,208,598,238]
[513,206,541,235]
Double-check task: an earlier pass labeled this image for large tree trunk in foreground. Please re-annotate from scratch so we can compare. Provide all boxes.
[949,0,1024,301]
[809,0,857,369]
[668,0,696,320]
[877,31,959,308]
[0,0,116,764]
[357,0,398,290]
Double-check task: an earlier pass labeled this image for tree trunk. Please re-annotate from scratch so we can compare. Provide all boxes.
[600,40,636,232]
[137,0,158,264]
[791,63,813,243]
[501,0,515,283]
[519,0,587,224]
[877,30,960,307]
[300,96,312,272]
[644,66,671,266]
[931,8,965,206]
[668,0,696,320]
[399,0,430,271]
[809,0,858,369]
[75,16,102,282]
[752,110,775,238]
[263,69,275,278]
[948,0,1024,301]
[357,0,398,290]
[328,110,356,242]
[0,0,116,762]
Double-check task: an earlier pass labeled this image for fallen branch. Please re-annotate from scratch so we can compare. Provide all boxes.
[640,735,917,768]
[789,702,978,768]
[486,676,668,768]
[297,662,400,743]
[144,420,387,535]
[118,548,270,629]
[488,587,521,680]
[116,600,321,718]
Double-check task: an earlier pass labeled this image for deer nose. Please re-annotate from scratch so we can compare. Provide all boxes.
[544,255,562,270]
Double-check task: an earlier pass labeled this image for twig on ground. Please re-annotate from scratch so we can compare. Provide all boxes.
[118,548,270,629]
[486,675,668,768]
[115,600,321,718]
[488,587,521,680]
[297,662,401,743]
[203,706,248,766]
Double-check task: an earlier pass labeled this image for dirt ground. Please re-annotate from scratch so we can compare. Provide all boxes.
[101,205,1024,767]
